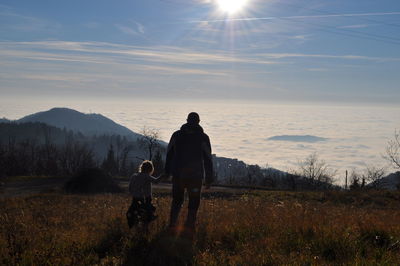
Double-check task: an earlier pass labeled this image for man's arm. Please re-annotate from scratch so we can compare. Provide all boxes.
[202,134,213,186]
[164,132,177,176]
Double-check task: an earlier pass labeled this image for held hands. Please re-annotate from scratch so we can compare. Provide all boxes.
[158,173,171,181]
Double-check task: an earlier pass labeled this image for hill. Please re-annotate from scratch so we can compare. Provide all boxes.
[375,171,400,190]
[17,108,141,139]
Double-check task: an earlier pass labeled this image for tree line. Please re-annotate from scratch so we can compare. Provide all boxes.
[0,122,165,178]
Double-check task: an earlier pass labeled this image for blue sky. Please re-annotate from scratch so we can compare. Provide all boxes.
[1,0,400,104]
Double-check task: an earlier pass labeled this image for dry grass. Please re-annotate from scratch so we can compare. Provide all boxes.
[1,190,400,265]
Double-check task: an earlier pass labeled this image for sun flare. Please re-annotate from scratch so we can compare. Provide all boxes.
[216,0,248,15]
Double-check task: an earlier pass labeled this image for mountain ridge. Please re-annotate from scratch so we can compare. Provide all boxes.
[17,107,142,139]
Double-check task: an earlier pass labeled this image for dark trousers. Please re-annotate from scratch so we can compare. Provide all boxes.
[169,177,202,228]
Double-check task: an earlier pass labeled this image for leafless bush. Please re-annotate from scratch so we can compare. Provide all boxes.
[138,127,161,161]
[296,152,337,188]
[363,165,386,189]
[385,130,400,170]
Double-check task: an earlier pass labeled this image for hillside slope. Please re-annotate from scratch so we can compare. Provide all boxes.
[376,171,400,190]
[18,108,141,139]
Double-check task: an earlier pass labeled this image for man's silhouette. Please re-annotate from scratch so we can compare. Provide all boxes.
[165,112,213,233]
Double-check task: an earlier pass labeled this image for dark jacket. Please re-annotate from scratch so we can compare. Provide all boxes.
[165,123,213,184]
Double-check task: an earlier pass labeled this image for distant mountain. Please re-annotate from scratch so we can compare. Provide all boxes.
[18,108,142,139]
[0,118,10,123]
[267,135,328,143]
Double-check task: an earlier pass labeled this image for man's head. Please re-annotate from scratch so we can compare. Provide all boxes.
[187,112,200,125]
[186,112,200,125]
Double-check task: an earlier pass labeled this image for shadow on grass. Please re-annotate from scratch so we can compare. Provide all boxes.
[123,229,195,266]
[94,217,127,259]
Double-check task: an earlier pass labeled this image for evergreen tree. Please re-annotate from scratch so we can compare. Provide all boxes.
[152,149,164,176]
[102,144,118,176]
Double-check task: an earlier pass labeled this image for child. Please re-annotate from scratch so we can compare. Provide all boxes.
[127,160,161,228]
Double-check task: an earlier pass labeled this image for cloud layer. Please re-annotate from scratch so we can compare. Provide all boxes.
[1,98,398,183]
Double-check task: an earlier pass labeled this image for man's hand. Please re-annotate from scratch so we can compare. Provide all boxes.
[159,173,171,181]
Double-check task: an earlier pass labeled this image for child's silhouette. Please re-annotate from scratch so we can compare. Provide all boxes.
[127,160,161,228]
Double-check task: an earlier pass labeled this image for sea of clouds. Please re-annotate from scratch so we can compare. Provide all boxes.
[1,98,399,180]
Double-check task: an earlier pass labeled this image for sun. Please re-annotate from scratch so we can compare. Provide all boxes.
[216,0,248,15]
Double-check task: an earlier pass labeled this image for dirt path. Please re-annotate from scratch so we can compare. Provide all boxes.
[0,177,70,199]
[0,177,248,199]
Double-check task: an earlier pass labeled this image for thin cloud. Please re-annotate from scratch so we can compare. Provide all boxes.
[2,41,400,73]
[290,35,310,40]
[115,21,145,35]
[338,24,370,29]
[0,43,233,77]
[84,22,100,29]
[115,24,139,35]
[307,68,329,72]
[137,64,228,76]
[21,74,87,82]
[258,53,400,62]
[0,41,281,66]
[191,12,400,23]
[0,8,60,33]
[136,22,145,34]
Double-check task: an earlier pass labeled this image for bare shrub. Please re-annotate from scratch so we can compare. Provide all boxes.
[363,165,386,189]
[64,167,122,193]
[296,152,337,189]
[385,130,400,169]
[138,127,161,161]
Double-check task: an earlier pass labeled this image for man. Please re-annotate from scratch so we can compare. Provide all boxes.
[165,112,213,233]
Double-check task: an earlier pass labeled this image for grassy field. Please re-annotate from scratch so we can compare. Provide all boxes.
[1,189,400,265]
